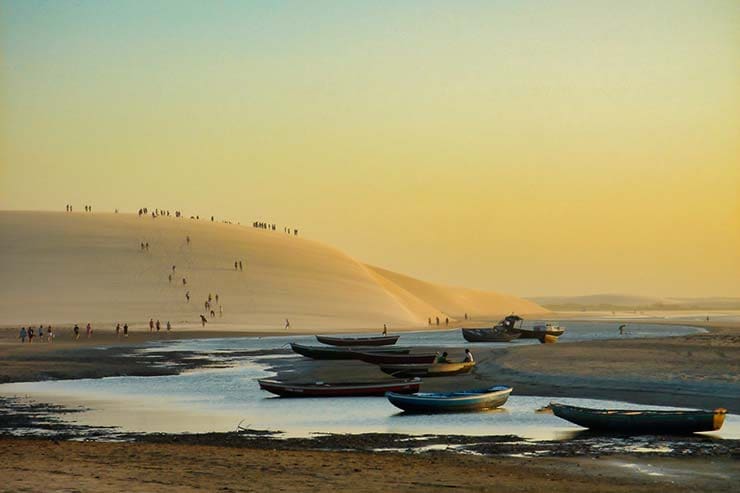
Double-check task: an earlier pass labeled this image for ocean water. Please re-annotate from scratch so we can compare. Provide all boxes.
[1,321,737,441]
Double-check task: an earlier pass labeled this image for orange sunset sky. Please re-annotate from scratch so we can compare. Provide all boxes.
[1,1,738,297]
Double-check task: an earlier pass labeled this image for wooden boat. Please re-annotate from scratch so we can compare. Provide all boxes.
[461,328,520,343]
[538,333,559,344]
[549,403,727,434]
[258,378,421,397]
[387,386,512,413]
[379,361,475,378]
[290,343,410,360]
[356,352,438,365]
[316,334,400,347]
[461,314,524,342]
[515,323,566,339]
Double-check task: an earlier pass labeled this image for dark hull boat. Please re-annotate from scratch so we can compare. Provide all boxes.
[258,378,421,397]
[380,361,475,378]
[290,343,410,360]
[550,403,727,434]
[461,328,520,343]
[357,352,438,365]
[316,335,400,347]
[387,386,512,413]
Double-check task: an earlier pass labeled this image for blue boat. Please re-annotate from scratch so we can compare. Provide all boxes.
[386,386,512,413]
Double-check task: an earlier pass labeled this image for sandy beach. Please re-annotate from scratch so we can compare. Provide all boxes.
[0,214,738,492]
[4,437,737,493]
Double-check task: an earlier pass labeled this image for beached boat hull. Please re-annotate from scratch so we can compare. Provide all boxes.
[357,352,438,365]
[461,328,520,343]
[316,335,400,346]
[550,403,727,434]
[387,386,512,413]
[380,361,475,378]
[538,334,559,344]
[258,378,421,397]
[515,328,565,339]
[290,343,410,360]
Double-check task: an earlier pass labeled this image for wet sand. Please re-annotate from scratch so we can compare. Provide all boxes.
[1,438,736,493]
[1,317,738,491]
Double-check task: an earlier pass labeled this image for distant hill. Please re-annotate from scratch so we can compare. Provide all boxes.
[0,211,547,330]
[530,294,740,311]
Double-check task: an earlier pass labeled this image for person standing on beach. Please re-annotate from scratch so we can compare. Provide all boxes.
[186,291,190,303]
[382,324,387,335]
[86,323,92,338]
[116,323,121,338]
[166,321,171,332]
[123,323,128,337]
[215,294,219,304]
[28,327,35,343]
[285,319,290,330]
[436,316,440,326]
[19,327,26,343]
[210,309,215,318]
[200,315,208,327]
[428,317,431,326]
[219,305,223,317]
[445,317,449,326]
[156,320,161,332]
[172,265,176,274]
[47,326,54,343]
[73,324,80,340]
[168,274,172,284]
[149,319,154,332]
[234,261,238,271]
[239,260,243,271]
[38,326,43,341]
[182,277,187,286]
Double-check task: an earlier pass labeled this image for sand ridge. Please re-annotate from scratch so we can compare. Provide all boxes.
[0,211,547,331]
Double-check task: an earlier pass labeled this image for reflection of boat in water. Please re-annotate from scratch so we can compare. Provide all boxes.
[290,342,409,360]
[258,378,421,397]
[316,335,399,346]
[386,386,512,413]
[549,402,727,434]
[461,315,523,342]
[380,361,476,377]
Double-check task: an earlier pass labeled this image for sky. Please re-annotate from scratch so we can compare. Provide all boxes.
[1,0,738,297]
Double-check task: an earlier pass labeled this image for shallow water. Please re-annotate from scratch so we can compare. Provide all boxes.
[2,322,737,441]
[135,320,704,353]
[3,321,736,441]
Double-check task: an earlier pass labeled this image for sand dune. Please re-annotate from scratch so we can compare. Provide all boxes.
[0,211,546,331]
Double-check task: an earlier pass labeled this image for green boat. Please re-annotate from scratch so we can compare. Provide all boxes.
[550,402,727,434]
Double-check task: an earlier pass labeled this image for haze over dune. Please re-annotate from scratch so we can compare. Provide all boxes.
[0,211,546,330]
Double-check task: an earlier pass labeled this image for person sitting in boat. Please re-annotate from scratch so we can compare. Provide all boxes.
[436,351,450,364]
[463,348,474,363]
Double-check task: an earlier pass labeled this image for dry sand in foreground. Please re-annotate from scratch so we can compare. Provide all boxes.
[1,439,736,493]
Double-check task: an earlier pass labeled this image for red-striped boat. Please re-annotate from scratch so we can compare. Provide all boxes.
[316,335,399,347]
[356,352,438,365]
[258,378,421,397]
